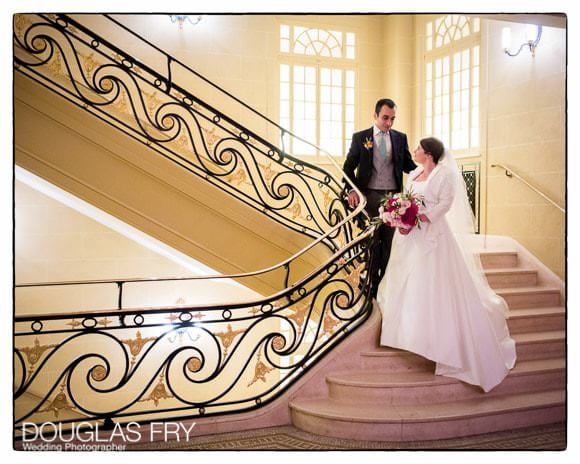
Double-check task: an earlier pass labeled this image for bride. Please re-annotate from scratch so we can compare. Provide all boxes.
[376,137,516,392]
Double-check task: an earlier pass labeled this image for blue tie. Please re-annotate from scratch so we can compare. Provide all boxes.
[379,132,387,160]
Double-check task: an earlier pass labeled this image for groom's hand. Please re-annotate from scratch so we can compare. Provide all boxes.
[347,190,360,208]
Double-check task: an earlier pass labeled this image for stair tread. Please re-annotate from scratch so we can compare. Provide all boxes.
[508,307,565,318]
[478,250,518,255]
[328,358,565,387]
[496,286,561,295]
[485,267,536,274]
[512,330,566,342]
[361,347,426,357]
[363,330,565,358]
[290,390,564,423]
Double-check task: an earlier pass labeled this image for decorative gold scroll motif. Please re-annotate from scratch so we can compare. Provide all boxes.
[201,126,220,152]
[145,91,163,117]
[289,201,302,219]
[139,372,173,407]
[47,49,63,77]
[289,304,309,336]
[247,351,274,387]
[37,382,75,418]
[14,14,32,39]
[321,311,340,337]
[186,357,202,373]
[98,317,113,328]
[215,324,244,357]
[20,338,58,374]
[322,189,333,211]
[83,53,101,79]
[66,319,82,329]
[258,163,277,183]
[122,331,156,366]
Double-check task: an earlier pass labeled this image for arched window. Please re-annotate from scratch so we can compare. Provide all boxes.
[279,23,356,161]
[424,15,480,154]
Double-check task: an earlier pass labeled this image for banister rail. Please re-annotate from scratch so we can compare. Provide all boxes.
[95,13,360,193]
[15,197,373,310]
[14,13,368,254]
[13,13,379,435]
[101,13,298,149]
[13,11,371,307]
[491,163,565,213]
[14,226,378,431]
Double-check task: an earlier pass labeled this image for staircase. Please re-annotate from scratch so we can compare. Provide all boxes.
[289,248,566,441]
[13,14,375,431]
[13,14,565,442]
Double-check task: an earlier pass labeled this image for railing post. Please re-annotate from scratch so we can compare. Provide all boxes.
[116,282,124,310]
[101,417,115,430]
[283,263,291,288]
[280,128,286,155]
[166,55,173,94]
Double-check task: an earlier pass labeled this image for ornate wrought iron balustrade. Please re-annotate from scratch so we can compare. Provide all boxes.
[13,13,363,253]
[14,227,377,433]
[13,12,379,436]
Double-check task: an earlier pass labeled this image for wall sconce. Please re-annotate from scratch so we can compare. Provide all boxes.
[502,24,542,57]
[169,15,203,30]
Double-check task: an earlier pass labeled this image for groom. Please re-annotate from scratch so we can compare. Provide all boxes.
[343,98,416,296]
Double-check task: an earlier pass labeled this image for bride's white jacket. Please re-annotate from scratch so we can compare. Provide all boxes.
[413,164,456,225]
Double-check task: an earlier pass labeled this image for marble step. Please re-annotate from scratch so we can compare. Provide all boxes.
[485,268,538,289]
[290,389,565,441]
[496,286,562,309]
[507,307,565,334]
[360,347,435,372]
[513,330,566,361]
[479,251,518,269]
[361,330,565,371]
[326,358,565,405]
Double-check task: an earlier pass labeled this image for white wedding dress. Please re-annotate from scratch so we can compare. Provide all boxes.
[377,164,516,392]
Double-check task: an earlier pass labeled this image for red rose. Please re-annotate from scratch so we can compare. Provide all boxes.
[400,202,419,226]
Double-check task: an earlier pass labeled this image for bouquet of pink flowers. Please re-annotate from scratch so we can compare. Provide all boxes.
[376,188,425,229]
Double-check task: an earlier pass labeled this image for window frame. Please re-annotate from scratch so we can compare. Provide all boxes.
[421,15,482,158]
[277,20,358,163]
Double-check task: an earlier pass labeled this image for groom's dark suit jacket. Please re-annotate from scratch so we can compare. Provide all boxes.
[343,127,416,192]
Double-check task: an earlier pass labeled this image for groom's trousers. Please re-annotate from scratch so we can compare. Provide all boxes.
[363,188,397,297]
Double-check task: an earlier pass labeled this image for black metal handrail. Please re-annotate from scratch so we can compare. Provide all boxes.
[101,14,292,150]
[14,13,366,249]
[13,13,377,435]
[14,227,378,431]
[15,201,371,310]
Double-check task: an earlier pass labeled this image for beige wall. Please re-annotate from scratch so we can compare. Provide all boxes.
[75,14,387,165]
[15,180,261,314]
[382,15,416,139]
[485,20,566,278]
[22,14,566,279]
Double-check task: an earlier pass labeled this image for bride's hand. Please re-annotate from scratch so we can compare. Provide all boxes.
[399,227,411,235]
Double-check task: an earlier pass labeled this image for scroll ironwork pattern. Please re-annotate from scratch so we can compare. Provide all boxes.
[13,14,356,252]
[14,231,376,431]
[13,13,378,435]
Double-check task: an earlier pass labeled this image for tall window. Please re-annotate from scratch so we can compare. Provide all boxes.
[279,24,356,161]
[424,15,480,154]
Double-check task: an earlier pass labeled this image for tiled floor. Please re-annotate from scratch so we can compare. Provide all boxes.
[126,421,566,451]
